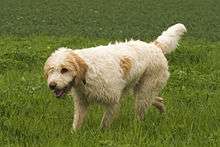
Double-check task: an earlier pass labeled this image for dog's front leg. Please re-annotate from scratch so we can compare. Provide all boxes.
[72,97,88,131]
[100,103,119,129]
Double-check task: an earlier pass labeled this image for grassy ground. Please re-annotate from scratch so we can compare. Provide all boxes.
[0,0,220,41]
[0,0,220,146]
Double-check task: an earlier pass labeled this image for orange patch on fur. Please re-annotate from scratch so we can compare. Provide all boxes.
[120,56,132,78]
[44,57,53,79]
[66,52,88,85]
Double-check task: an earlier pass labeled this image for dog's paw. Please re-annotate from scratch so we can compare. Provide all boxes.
[152,97,165,113]
[71,124,78,134]
[155,97,164,103]
[70,127,76,134]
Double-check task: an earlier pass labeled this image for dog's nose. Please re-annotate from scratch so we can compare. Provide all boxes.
[49,82,57,90]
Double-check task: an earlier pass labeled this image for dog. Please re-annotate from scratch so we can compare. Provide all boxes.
[44,23,186,131]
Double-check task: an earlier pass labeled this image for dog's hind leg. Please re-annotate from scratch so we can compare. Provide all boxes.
[134,69,169,120]
[152,97,165,113]
[100,103,119,129]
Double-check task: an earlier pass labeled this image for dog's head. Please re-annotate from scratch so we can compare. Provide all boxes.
[44,48,88,98]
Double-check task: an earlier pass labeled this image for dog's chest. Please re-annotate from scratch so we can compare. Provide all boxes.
[73,79,123,104]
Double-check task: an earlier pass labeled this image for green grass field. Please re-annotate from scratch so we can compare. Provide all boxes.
[0,0,220,146]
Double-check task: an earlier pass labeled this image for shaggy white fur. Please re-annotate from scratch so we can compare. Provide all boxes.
[44,23,186,130]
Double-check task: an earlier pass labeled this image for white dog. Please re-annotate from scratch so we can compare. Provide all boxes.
[44,23,186,130]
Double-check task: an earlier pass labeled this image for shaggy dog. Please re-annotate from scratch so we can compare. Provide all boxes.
[44,23,186,131]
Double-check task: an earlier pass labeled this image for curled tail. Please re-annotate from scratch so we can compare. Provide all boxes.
[153,23,187,54]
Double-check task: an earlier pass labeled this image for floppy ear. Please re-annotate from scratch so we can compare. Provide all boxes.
[43,67,49,79]
[74,56,88,85]
[67,52,88,86]
[43,58,51,79]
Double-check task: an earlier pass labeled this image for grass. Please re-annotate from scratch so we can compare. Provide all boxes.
[0,0,220,146]
[0,37,219,146]
[0,0,220,41]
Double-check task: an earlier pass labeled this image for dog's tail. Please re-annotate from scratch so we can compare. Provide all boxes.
[153,23,187,54]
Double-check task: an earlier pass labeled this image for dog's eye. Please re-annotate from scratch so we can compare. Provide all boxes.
[61,68,68,74]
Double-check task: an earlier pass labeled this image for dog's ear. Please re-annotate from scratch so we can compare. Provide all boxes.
[74,56,88,86]
[67,52,88,86]
[43,59,51,79]
[44,68,48,79]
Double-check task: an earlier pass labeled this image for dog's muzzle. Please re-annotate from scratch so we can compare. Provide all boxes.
[50,79,75,98]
